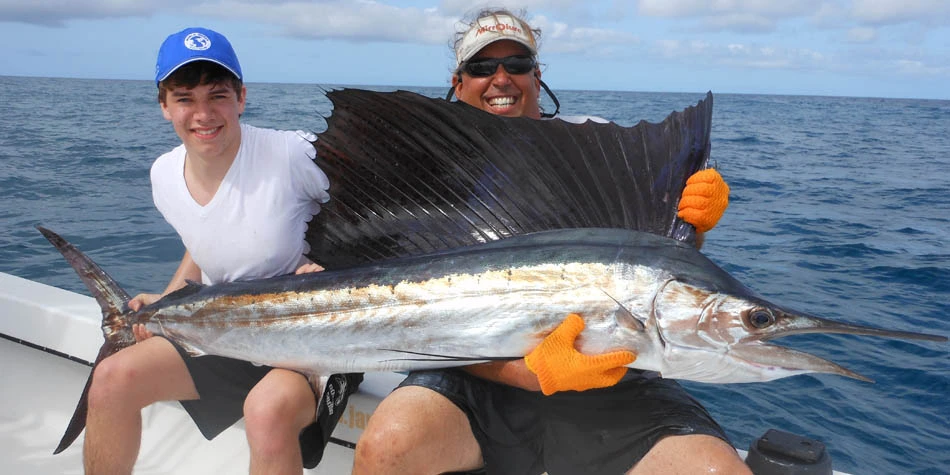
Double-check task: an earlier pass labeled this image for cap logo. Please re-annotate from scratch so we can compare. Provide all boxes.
[477,23,523,36]
[184,32,211,51]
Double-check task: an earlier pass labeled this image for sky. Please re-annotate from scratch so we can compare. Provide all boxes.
[1,0,949,100]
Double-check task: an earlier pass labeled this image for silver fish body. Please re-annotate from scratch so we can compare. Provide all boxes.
[148,228,657,376]
[130,227,942,384]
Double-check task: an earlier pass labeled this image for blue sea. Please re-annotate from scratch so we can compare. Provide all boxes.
[1,75,947,474]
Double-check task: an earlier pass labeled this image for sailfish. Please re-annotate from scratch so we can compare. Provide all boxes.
[42,89,946,454]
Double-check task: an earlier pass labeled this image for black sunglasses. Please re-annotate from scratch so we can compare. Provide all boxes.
[459,55,537,77]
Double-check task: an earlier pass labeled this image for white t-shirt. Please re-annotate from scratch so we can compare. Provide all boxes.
[151,124,330,285]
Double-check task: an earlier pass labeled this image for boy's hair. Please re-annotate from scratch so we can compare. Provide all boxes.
[157,61,244,104]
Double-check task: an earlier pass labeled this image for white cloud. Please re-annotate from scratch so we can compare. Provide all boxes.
[196,1,456,44]
[5,1,946,43]
[0,0,167,26]
[811,2,849,28]
[636,0,950,31]
[637,0,821,20]
[0,0,627,47]
[636,0,706,17]
[703,13,777,33]
[1,0,947,90]
[690,39,711,52]
[653,39,832,71]
[437,0,586,17]
[893,58,949,75]
[846,27,877,43]
[625,0,949,85]
[850,0,950,26]
[655,39,684,58]
[533,15,570,40]
[547,26,639,55]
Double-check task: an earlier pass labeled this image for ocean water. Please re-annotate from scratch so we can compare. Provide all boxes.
[1,75,948,474]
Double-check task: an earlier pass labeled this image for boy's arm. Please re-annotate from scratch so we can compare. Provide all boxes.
[128,250,200,311]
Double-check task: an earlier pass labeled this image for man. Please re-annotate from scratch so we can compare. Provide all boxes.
[353,10,750,475]
[82,27,358,474]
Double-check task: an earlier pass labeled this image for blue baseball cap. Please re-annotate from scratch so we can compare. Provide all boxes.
[155,27,242,85]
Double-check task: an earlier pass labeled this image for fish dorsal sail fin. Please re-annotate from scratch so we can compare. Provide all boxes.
[307,89,713,268]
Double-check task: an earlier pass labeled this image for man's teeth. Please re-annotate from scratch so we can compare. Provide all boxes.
[195,127,219,136]
[488,97,516,106]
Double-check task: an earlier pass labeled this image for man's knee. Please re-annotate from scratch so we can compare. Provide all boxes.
[244,376,314,442]
[632,434,751,475]
[694,450,751,475]
[88,354,149,410]
[354,390,438,471]
[89,337,196,412]
[354,419,416,471]
[355,386,482,473]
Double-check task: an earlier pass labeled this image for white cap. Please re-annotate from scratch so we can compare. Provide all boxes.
[455,13,538,66]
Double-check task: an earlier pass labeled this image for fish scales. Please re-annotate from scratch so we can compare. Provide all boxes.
[146,232,669,375]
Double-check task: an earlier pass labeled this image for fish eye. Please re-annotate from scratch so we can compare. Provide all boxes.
[749,309,775,329]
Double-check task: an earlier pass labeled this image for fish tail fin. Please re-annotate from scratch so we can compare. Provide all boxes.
[53,341,119,454]
[37,226,136,454]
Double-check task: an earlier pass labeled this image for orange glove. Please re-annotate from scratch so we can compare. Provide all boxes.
[524,314,636,395]
[677,168,730,233]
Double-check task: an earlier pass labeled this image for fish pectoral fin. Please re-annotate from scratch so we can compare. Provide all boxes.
[599,288,646,332]
[174,340,207,357]
[616,307,646,332]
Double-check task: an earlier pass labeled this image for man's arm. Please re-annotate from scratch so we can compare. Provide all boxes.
[463,360,541,392]
[128,250,201,311]
[161,250,201,292]
[463,314,635,395]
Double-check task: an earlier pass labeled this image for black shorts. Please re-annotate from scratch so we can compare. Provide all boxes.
[167,338,363,469]
[399,368,730,475]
